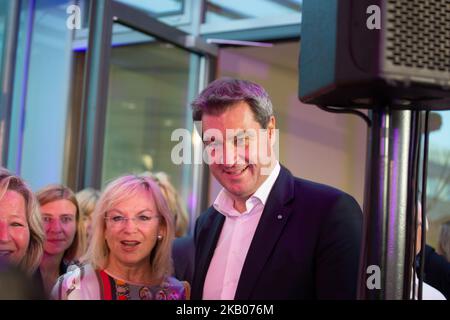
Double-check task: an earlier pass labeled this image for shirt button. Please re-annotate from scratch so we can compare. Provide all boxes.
[277,214,283,220]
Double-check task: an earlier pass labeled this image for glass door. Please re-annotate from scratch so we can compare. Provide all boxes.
[76,1,217,233]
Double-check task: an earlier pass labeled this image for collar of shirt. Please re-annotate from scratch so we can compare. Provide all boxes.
[213,161,281,218]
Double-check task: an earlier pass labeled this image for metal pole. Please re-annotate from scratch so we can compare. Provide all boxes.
[189,55,216,234]
[0,0,21,167]
[358,108,413,299]
[76,0,112,190]
[188,0,215,233]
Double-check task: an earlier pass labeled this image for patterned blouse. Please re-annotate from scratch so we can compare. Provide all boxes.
[52,264,189,300]
[98,270,188,300]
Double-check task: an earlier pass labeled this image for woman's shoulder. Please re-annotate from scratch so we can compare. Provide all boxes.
[59,263,94,281]
[62,259,83,274]
[51,264,100,300]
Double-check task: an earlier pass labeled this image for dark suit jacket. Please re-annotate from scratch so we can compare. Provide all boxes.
[172,235,195,285]
[192,165,363,300]
[417,245,450,299]
[1,261,46,299]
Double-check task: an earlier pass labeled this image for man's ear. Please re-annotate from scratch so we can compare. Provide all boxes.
[267,116,276,145]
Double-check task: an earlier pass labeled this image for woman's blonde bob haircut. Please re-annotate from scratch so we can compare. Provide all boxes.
[0,168,45,274]
[76,188,100,219]
[36,184,86,261]
[85,175,174,281]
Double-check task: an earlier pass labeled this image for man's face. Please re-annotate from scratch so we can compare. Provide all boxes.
[202,101,275,201]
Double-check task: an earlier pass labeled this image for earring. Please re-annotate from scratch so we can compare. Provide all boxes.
[157,235,163,240]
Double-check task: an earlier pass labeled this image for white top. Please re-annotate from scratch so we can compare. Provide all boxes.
[413,275,446,300]
[203,162,281,300]
[51,264,188,300]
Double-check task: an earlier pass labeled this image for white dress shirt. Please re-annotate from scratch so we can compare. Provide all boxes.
[203,162,281,300]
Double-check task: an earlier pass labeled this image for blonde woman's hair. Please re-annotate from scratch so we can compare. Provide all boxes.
[76,188,100,219]
[142,172,189,237]
[0,168,45,274]
[85,175,174,282]
[36,185,86,261]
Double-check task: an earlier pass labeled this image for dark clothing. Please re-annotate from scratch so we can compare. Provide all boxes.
[172,235,195,285]
[0,260,46,299]
[417,245,450,299]
[192,165,363,300]
[33,258,70,290]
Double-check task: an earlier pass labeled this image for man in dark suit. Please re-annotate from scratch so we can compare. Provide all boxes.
[190,78,362,300]
[172,235,195,285]
[417,245,450,299]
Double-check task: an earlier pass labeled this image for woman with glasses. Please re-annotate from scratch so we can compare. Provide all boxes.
[36,185,85,295]
[52,175,188,300]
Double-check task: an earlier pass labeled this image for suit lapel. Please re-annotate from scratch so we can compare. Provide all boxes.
[234,166,295,299]
[193,210,225,298]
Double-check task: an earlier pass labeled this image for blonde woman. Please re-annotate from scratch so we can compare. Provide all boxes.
[75,188,100,248]
[0,168,45,275]
[52,175,189,300]
[36,185,85,294]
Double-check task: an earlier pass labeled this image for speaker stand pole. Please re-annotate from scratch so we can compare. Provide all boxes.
[358,107,418,299]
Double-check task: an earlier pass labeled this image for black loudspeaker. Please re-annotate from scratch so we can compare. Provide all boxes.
[299,0,450,110]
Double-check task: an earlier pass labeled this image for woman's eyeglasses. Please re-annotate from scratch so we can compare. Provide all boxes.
[104,214,160,228]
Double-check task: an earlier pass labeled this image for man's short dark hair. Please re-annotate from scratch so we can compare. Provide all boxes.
[191,78,274,128]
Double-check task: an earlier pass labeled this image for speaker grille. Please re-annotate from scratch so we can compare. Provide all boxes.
[385,0,450,73]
